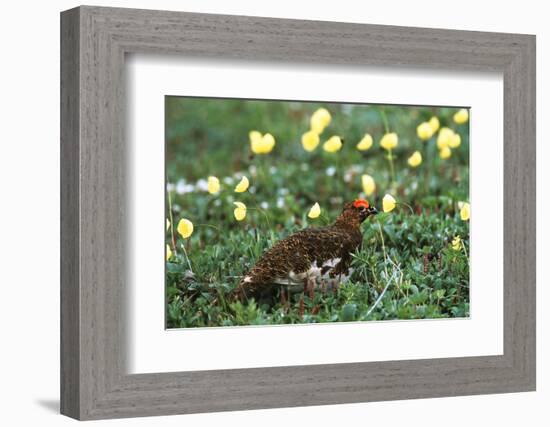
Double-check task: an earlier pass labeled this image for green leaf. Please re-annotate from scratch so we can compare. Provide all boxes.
[340,304,357,322]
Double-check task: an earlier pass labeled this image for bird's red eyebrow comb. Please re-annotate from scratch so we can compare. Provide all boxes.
[354,199,369,209]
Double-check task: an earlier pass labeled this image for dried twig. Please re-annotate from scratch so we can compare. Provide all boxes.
[367,227,402,317]
[366,268,398,317]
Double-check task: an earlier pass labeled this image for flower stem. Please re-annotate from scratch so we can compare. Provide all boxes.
[397,201,415,215]
[167,189,177,256]
[461,240,470,267]
[196,223,222,234]
[376,220,389,279]
[378,107,394,186]
[249,206,272,230]
[180,242,193,273]
[379,108,390,133]
[387,150,396,186]
[337,153,344,196]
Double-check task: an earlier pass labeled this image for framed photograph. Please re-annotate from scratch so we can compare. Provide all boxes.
[61,6,536,420]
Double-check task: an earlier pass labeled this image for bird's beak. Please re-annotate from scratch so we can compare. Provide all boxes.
[368,206,379,216]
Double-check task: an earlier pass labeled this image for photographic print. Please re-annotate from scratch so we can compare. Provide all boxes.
[165,97,470,328]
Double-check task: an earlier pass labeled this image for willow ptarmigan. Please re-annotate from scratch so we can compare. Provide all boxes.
[237,199,378,299]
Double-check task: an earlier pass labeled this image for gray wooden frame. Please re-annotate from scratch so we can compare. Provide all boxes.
[60,5,536,420]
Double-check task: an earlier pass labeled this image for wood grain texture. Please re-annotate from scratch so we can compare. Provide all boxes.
[60,5,536,420]
[60,7,80,419]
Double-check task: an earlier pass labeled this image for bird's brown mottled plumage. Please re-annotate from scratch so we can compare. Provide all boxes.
[237,200,378,299]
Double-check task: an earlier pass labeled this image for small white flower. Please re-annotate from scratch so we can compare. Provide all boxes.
[325,166,336,176]
[278,187,289,196]
[249,186,257,194]
[344,171,353,183]
[175,179,186,193]
[195,178,208,192]
[176,179,194,194]
[223,176,235,185]
[260,201,269,210]
[248,165,258,176]
[277,197,285,209]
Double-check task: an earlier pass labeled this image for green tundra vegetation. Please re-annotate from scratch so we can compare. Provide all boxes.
[165,97,470,328]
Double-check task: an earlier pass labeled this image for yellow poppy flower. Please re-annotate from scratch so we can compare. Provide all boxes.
[407,151,422,167]
[166,244,173,261]
[301,130,320,152]
[453,109,469,124]
[382,194,396,213]
[262,133,276,152]
[437,127,454,150]
[361,174,376,196]
[234,176,249,193]
[323,135,343,153]
[233,202,247,221]
[177,218,194,239]
[308,202,321,219]
[166,218,170,231]
[416,122,434,141]
[250,131,276,154]
[460,202,470,221]
[356,134,373,151]
[380,132,398,151]
[439,146,452,159]
[249,130,262,143]
[249,130,262,153]
[451,235,462,251]
[429,116,440,133]
[448,132,461,148]
[310,108,332,134]
[310,119,324,135]
[207,176,220,194]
